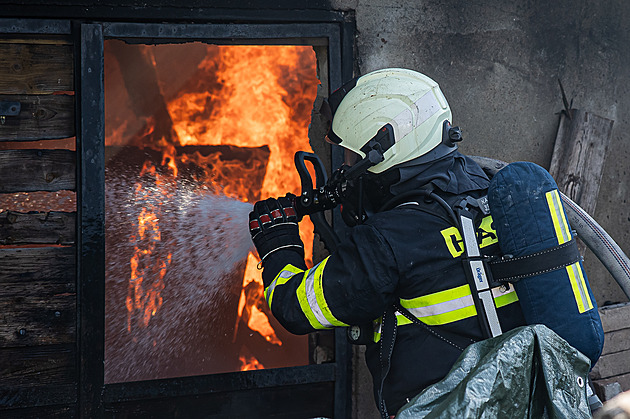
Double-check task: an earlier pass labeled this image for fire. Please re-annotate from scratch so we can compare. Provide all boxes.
[167,45,318,266]
[126,160,172,331]
[239,353,265,371]
[166,45,319,369]
[110,43,318,372]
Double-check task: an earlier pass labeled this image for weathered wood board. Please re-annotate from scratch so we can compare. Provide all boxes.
[0,149,75,193]
[0,211,75,245]
[0,247,76,348]
[0,43,73,94]
[0,344,76,387]
[549,109,613,216]
[0,94,75,141]
[591,303,630,397]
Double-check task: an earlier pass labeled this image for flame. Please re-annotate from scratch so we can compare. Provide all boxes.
[113,44,318,370]
[234,253,282,346]
[165,45,319,368]
[126,160,172,331]
[167,45,318,266]
[239,353,265,371]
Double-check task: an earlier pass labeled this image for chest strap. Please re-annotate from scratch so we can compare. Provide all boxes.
[489,239,582,282]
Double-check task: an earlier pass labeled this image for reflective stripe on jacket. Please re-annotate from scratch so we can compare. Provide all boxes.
[373,283,519,342]
[265,257,349,330]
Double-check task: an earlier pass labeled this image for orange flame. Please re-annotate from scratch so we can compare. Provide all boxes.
[126,160,172,331]
[165,46,319,367]
[167,45,318,266]
[239,354,265,371]
[117,44,318,370]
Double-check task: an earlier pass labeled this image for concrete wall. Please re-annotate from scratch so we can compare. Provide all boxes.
[330,1,630,417]
[333,0,630,305]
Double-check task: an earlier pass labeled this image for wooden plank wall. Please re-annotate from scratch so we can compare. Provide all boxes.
[591,303,630,400]
[0,38,77,415]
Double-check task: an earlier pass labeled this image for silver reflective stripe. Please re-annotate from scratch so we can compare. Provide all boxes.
[303,263,333,328]
[266,268,299,302]
[549,190,571,244]
[460,214,480,257]
[406,294,474,318]
[479,290,502,337]
[392,90,441,141]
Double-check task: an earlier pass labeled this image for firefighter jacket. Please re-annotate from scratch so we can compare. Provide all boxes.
[260,156,526,414]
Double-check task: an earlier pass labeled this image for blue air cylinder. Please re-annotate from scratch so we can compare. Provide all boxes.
[488,162,604,367]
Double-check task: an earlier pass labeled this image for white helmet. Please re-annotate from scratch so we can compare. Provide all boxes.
[325,68,458,174]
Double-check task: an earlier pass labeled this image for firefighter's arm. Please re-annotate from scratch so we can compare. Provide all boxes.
[250,198,398,334]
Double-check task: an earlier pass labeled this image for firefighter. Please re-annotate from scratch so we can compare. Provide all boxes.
[248,68,526,416]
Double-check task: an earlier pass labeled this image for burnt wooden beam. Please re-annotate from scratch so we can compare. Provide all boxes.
[106,40,176,147]
[0,149,75,193]
[549,108,613,216]
[0,247,76,347]
[0,211,75,245]
[0,94,75,141]
[0,43,73,94]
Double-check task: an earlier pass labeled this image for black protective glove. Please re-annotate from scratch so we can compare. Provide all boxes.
[249,193,304,266]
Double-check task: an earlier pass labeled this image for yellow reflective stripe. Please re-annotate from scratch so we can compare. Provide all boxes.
[546,189,571,245]
[297,270,329,329]
[566,262,593,313]
[545,189,594,313]
[492,284,519,308]
[576,262,593,311]
[397,313,412,326]
[265,264,304,309]
[373,317,382,343]
[311,257,349,327]
[400,284,471,309]
[297,258,347,330]
[398,284,519,327]
[414,305,478,325]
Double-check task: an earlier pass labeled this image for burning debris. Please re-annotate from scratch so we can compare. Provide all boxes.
[103,42,319,382]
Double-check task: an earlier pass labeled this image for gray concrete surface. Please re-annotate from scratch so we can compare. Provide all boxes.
[329,1,630,417]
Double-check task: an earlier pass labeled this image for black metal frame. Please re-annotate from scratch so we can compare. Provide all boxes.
[0,12,354,417]
[82,17,352,419]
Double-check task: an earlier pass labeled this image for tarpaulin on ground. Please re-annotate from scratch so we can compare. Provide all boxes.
[396,325,591,419]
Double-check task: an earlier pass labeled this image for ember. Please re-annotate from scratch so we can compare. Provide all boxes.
[104,41,319,383]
